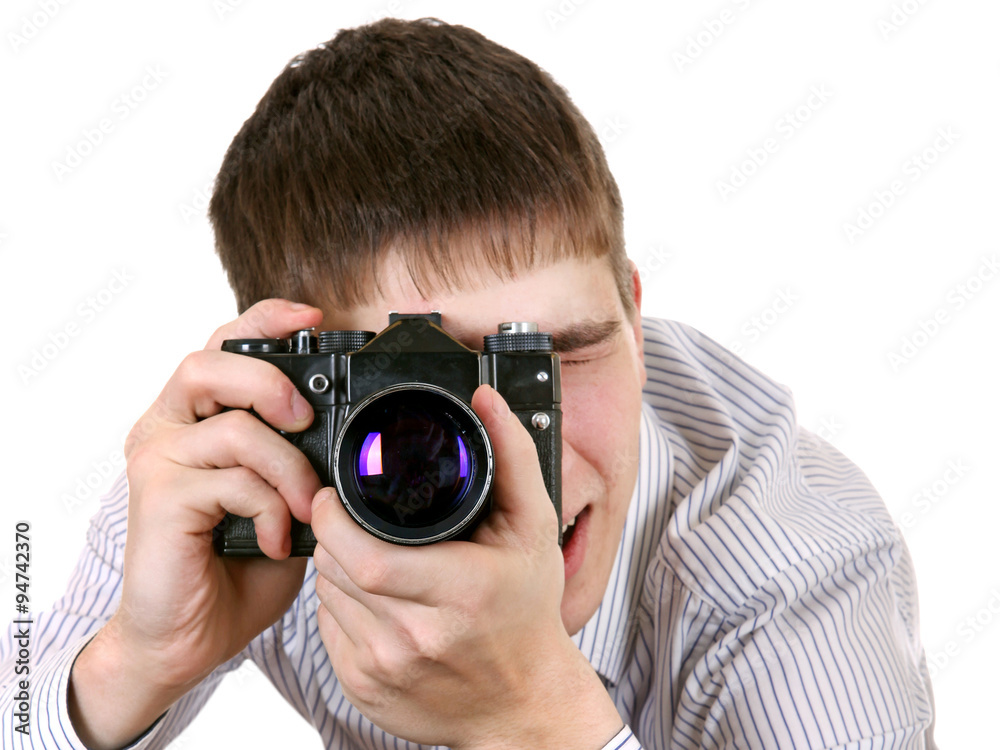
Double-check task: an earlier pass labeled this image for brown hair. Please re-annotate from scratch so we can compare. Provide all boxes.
[209,18,630,315]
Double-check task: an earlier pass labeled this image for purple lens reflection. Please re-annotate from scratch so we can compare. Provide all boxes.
[458,435,468,478]
[346,389,482,530]
[359,431,383,476]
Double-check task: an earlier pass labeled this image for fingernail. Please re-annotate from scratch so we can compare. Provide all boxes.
[289,301,313,311]
[315,487,336,506]
[292,390,311,422]
[491,387,510,421]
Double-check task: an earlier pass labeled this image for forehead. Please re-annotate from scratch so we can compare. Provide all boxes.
[322,255,623,343]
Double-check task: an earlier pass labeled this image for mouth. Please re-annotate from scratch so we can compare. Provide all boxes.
[561,506,589,580]
[561,514,577,540]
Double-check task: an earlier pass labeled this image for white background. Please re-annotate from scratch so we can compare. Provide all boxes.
[2,0,997,747]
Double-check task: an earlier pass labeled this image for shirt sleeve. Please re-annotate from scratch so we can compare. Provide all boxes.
[0,472,246,748]
[631,321,936,748]
[662,542,935,749]
[637,431,936,748]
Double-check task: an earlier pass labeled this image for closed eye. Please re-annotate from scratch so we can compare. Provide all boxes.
[559,349,612,367]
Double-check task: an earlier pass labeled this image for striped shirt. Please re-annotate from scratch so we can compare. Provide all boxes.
[1,318,936,748]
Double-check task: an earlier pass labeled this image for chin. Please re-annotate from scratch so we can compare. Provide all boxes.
[560,577,600,636]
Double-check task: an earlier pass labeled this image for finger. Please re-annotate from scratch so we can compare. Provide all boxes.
[131,465,297,559]
[311,487,470,603]
[315,562,430,694]
[469,384,559,544]
[317,592,352,651]
[314,558,380,647]
[204,298,324,350]
[312,532,413,617]
[224,554,309,625]
[159,410,321,523]
[154,349,314,431]
[315,601,382,709]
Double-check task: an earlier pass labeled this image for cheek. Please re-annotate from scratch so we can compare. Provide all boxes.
[559,369,643,507]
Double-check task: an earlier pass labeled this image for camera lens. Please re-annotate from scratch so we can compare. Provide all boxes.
[334,385,493,544]
[354,403,470,524]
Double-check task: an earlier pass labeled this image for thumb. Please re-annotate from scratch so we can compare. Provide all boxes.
[470,384,560,547]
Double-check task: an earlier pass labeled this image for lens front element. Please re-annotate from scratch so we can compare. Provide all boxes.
[354,403,471,526]
[335,385,493,544]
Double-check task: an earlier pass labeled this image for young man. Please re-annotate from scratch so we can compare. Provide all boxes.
[2,18,935,749]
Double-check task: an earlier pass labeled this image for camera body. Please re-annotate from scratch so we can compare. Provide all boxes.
[215,312,561,556]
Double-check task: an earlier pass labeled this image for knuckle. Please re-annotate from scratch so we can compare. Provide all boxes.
[341,666,380,708]
[365,637,406,681]
[125,458,176,513]
[124,439,162,478]
[400,620,446,661]
[208,320,232,348]
[176,350,209,385]
[220,407,261,436]
[240,299,281,334]
[126,402,172,452]
[229,465,267,497]
[264,453,294,480]
[216,411,309,483]
[266,450,311,490]
[172,352,219,412]
[313,553,336,592]
[351,554,392,594]
[252,298,282,318]
[264,371,297,408]
[124,423,145,457]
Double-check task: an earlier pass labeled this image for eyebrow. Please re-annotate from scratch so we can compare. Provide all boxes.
[550,319,622,353]
[444,317,621,353]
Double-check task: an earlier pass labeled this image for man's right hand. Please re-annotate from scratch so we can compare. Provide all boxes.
[68,299,325,750]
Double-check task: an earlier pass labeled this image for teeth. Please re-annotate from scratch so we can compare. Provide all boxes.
[561,516,578,535]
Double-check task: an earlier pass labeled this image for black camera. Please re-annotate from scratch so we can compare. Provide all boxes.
[214,312,561,556]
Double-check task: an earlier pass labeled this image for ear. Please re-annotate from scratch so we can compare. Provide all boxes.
[627,260,646,378]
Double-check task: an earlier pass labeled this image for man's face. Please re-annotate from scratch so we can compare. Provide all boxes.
[320,254,646,635]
